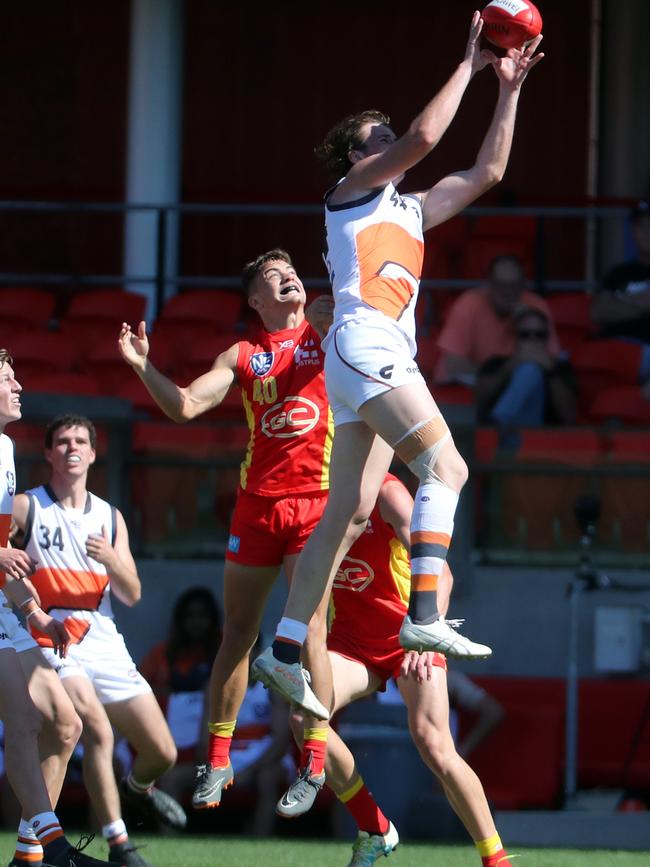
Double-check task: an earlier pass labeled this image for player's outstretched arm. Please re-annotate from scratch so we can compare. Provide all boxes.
[420,34,544,231]
[118,321,238,421]
[341,12,490,196]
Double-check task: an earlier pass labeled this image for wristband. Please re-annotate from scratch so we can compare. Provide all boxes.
[19,598,39,620]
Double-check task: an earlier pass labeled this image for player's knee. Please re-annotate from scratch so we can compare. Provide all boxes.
[220,617,259,651]
[81,710,114,752]
[410,718,451,773]
[396,417,468,494]
[55,703,82,753]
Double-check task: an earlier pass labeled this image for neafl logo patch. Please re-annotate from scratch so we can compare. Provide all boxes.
[250,352,274,377]
[260,396,320,439]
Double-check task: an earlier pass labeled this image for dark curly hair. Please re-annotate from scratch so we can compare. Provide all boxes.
[241,249,294,296]
[315,110,390,181]
[45,414,97,450]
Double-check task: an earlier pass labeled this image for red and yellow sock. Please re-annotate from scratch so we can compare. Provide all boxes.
[339,775,390,836]
[476,833,512,866]
[301,726,328,776]
[208,720,237,769]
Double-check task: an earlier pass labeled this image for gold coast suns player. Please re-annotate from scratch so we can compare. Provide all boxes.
[255,13,544,721]
[0,353,121,867]
[118,250,343,811]
[279,475,515,867]
[12,414,186,867]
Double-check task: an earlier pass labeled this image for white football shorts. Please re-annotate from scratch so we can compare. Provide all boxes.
[41,630,151,705]
[324,315,426,426]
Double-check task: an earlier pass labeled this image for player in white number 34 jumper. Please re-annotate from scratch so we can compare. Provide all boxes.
[12,414,186,867]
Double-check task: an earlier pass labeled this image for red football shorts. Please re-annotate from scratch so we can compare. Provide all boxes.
[226,489,328,566]
[328,631,447,687]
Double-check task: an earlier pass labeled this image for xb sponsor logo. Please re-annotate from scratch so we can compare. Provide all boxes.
[250,352,274,377]
[261,396,320,438]
[333,557,375,593]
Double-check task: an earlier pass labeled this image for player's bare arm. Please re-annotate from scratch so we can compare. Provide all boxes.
[118,320,238,421]
[377,478,412,549]
[420,35,544,231]
[85,510,141,607]
[332,12,490,203]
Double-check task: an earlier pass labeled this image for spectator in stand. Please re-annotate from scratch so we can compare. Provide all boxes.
[592,200,650,397]
[436,254,561,386]
[140,588,222,805]
[475,306,576,448]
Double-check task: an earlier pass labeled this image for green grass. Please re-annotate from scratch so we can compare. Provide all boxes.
[2,833,647,867]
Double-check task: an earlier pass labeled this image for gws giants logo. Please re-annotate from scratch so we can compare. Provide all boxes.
[333,557,374,593]
[260,396,320,438]
[250,352,274,377]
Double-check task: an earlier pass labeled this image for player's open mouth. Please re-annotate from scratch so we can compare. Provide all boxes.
[67,455,81,463]
[280,285,300,296]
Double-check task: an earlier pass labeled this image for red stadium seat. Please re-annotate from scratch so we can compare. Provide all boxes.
[0,287,56,331]
[589,386,650,426]
[546,292,595,355]
[116,378,167,417]
[415,334,441,380]
[154,290,244,365]
[461,237,533,281]
[59,289,147,366]
[19,371,101,396]
[174,334,239,384]
[573,339,643,412]
[7,331,77,381]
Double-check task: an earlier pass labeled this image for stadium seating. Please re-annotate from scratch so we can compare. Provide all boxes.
[59,288,147,364]
[589,386,650,426]
[85,333,172,394]
[6,330,76,381]
[546,291,595,355]
[573,339,643,414]
[0,286,56,332]
[154,289,244,366]
[601,431,650,550]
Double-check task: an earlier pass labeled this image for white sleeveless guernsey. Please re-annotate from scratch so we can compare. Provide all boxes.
[23,484,118,647]
[0,433,17,606]
[323,182,424,356]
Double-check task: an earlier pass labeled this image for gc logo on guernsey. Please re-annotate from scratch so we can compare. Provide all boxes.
[333,556,375,593]
[260,396,320,438]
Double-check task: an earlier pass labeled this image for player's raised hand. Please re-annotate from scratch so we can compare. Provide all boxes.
[118,320,149,370]
[464,11,491,75]
[487,34,544,89]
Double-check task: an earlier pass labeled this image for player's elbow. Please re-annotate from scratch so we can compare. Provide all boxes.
[478,163,505,189]
[123,582,142,606]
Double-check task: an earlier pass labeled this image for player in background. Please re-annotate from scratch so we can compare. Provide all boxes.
[0,351,123,867]
[12,414,186,867]
[253,13,544,718]
[117,251,389,810]
[281,474,514,867]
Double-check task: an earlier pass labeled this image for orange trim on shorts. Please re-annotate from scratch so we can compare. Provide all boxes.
[411,573,439,592]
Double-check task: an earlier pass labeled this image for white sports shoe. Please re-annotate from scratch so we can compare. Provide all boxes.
[346,821,399,866]
[399,615,492,659]
[250,647,330,720]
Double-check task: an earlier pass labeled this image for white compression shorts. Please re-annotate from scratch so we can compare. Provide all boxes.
[323,315,426,427]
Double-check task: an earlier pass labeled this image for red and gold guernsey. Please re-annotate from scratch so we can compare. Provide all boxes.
[236,319,333,496]
[329,473,410,653]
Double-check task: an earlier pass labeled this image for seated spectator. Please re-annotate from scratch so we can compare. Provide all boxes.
[139,588,222,807]
[592,200,650,395]
[436,253,562,386]
[475,306,576,447]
